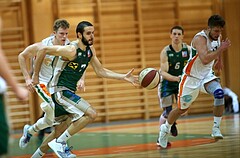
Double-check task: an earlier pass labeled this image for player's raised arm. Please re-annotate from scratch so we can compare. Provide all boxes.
[194,36,231,65]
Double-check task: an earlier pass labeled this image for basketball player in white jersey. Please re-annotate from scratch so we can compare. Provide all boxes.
[158,15,231,148]
[18,19,79,157]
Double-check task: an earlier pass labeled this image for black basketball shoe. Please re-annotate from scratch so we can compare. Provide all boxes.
[170,122,178,137]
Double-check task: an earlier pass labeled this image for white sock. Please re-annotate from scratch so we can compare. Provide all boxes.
[165,120,172,132]
[31,148,45,158]
[159,114,166,130]
[57,130,72,142]
[213,116,222,128]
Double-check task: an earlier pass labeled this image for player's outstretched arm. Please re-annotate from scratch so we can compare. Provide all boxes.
[90,47,138,86]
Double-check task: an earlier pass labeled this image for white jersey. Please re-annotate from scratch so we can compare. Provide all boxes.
[183,30,221,80]
[38,36,70,85]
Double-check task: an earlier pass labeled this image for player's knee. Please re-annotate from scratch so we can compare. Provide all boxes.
[214,89,224,99]
[214,89,224,106]
[165,106,172,114]
[178,107,188,115]
[86,107,98,120]
[162,110,167,118]
[162,106,172,117]
[45,119,54,126]
[42,116,53,126]
[91,110,98,120]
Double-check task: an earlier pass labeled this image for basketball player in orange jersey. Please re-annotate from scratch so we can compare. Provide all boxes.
[157,26,191,147]
[158,15,231,148]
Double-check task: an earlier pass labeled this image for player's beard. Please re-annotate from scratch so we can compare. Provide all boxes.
[82,36,93,46]
[209,31,218,41]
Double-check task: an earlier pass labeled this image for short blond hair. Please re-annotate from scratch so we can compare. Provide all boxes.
[53,19,70,32]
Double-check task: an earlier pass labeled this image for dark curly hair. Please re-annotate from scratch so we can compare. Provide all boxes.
[208,15,225,28]
[76,21,93,38]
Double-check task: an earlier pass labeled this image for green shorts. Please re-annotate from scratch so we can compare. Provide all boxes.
[52,90,90,123]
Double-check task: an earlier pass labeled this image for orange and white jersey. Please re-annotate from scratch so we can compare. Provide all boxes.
[183,30,221,80]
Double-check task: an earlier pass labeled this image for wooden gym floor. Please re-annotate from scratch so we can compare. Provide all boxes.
[9,113,240,158]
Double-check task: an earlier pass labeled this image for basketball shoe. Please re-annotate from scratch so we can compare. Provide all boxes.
[158,124,170,148]
[65,146,77,158]
[211,127,223,139]
[19,124,32,149]
[48,139,76,158]
[156,139,171,147]
[170,122,178,137]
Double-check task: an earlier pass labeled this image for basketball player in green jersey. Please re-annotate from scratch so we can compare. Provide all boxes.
[157,26,191,146]
[18,19,77,157]
[32,21,138,157]
[0,16,28,157]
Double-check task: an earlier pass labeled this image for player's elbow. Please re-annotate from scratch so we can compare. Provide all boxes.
[18,53,25,63]
[17,53,22,60]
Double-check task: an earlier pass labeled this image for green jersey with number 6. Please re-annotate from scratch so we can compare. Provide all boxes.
[160,43,190,97]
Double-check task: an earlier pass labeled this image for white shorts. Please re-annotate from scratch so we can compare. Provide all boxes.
[178,73,218,109]
[35,83,55,122]
[35,83,52,103]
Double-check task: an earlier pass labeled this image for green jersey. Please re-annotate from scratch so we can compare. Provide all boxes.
[49,44,93,93]
[160,44,190,97]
